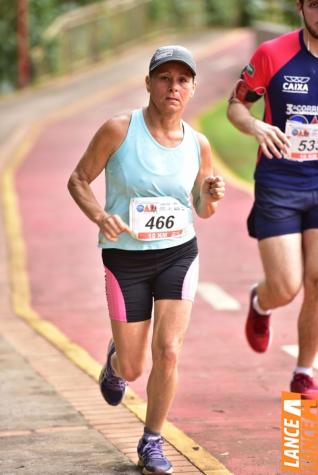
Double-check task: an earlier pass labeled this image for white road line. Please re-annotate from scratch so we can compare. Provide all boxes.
[282,345,318,370]
[197,282,241,311]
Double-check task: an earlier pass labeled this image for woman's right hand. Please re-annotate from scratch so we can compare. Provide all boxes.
[98,214,133,241]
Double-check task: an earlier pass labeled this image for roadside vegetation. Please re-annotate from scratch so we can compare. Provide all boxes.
[199,99,264,184]
[1,0,299,93]
[1,0,100,92]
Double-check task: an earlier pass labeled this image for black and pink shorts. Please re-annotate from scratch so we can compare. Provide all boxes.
[102,237,199,323]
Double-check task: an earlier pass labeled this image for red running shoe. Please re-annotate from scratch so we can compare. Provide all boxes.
[245,285,272,353]
[290,373,318,400]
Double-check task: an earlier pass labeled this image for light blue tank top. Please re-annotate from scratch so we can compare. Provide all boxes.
[98,108,201,250]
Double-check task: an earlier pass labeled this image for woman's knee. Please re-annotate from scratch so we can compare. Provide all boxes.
[118,360,144,382]
[152,342,180,371]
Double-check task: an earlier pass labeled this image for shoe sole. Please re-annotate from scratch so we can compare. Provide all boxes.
[301,394,318,401]
[99,338,115,385]
[99,339,126,406]
[138,459,173,474]
[290,390,318,401]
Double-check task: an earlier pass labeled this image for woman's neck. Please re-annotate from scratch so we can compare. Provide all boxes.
[143,107,184,148]
[144,105,182,133]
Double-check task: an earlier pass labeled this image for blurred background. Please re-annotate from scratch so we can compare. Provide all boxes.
[1,0,300,95]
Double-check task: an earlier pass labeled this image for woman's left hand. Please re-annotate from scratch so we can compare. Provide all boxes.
[201,175,225,202]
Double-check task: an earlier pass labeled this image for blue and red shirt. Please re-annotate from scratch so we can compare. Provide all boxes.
[241,29,318,190]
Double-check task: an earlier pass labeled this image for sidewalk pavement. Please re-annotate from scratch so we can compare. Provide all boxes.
[0,306,202,475]
[0,333,139,475]
[0,29,242,475]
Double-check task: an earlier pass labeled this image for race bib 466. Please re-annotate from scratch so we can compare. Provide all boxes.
[129,196,189,241]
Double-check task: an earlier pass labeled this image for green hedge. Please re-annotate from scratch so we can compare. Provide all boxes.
[204,0,253,27]
[199,98,264,184]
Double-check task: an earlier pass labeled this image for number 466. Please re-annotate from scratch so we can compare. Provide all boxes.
[145,215,175,230]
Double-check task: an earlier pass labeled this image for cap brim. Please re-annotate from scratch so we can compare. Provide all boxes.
[150,59,196,76]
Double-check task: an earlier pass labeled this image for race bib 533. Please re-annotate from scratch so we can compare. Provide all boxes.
[285,121,318,161]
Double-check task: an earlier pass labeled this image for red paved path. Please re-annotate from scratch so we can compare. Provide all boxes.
[15,31,302,475]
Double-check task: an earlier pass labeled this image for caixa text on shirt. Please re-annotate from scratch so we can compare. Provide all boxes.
[283,76,310,94]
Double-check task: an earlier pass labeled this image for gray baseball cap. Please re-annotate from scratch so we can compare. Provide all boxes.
[149,45,196,76]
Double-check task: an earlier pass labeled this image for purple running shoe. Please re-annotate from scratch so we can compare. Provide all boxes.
[99,338,126,406]
[137,434,173,474]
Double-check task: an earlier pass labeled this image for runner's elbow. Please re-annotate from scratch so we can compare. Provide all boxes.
[67,173,77,194]
[67,171,83,197]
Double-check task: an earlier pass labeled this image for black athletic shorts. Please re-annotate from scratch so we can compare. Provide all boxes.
[102,237,199,323]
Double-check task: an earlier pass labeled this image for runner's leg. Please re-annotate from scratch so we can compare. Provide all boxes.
[111,319,151,381]
[257,233,303,310]
[145,299,192,432]
[297,229,318,368]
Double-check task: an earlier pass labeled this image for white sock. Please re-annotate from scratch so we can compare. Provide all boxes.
[252,295,271,316]
[294,366,313,377]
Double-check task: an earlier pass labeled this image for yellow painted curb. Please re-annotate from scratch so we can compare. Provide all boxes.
[0,31,253,475]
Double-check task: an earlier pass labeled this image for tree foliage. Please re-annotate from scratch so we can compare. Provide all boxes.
[0,1,17,92]
[0,0,104,92]
[0,0,302,93]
